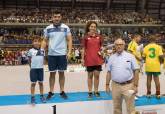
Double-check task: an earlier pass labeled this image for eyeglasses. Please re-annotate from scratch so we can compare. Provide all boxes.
[115,44,124,45]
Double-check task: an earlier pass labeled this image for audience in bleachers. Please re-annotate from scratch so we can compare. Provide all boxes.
[0,9,161,24]
[0,48,28,65]
[0,8,164,65]
[0,29,165,45]
[1,34,37,44]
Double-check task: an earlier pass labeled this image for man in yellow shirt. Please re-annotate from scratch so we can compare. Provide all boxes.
[143,35,163,99]
[127,34,142,63]
[163,47,165,71]
[128,34,143,99]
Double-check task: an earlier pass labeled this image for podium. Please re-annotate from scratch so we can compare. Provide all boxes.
[0,92,165,114]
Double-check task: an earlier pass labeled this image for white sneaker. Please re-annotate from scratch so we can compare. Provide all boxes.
[135,96,138,100]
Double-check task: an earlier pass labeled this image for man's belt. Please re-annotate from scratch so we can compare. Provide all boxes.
[113,79,133,85]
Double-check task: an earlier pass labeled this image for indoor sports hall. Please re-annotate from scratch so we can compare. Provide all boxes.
[0,0,165,114]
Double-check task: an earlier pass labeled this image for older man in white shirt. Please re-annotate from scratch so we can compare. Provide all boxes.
[106,38,140,114]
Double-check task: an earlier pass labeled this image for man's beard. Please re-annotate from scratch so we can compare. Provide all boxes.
[53,21,61,27]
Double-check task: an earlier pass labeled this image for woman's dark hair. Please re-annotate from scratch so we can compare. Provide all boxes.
[85,21,98,34]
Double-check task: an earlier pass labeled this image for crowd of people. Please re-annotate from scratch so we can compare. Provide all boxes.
[1,9,165,114]
[0,9,161,24]
[1,29,165,45]
[0,48,29,65]
[0,29,42,45]
[1,34,33,44]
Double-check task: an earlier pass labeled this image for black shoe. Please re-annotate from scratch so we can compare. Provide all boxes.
[146,94,151,98]
[94,92,101,98]
[46,92,54,100]
[60,91,68,99]
[40,95,46,103]
[31,96,36,104]
[88,92,93,99]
